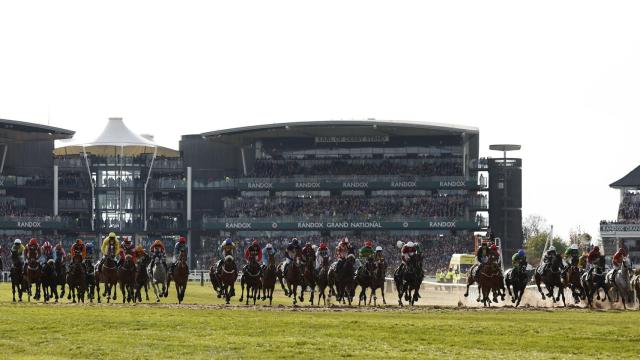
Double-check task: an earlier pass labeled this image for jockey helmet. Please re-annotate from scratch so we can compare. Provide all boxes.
[364,240,373,248]
[179,236,186,244]
[570,244,579,250]
[406,242,415,248]
[376,246,383,252]
[86,243,94,254]
[136,245,144,253]
[76,239,83,245]
[266,243,273,249]
[14,239,21,245]
[28,238,38,246]
[490,244,497,251]
[252,240,259,247]
[292,238,299,245]
[517,249,525,257]
[319,243,328,250]
[342,237,349,244]
[43,241,52,248]
[224,238,233,246]
[108,232,117,239]
[396,240,404,249]
[123,237,131,244]
[548,246,556,252]
[154,239,162,245]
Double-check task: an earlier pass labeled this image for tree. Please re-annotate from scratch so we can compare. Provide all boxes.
[523,215,547,241]
[524,231,566,265]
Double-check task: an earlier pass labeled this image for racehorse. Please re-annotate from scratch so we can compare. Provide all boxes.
[54,257,67,299]
[66,254,87,303]
[301,253,317,305]
[118,255,136,303]
[25,257,42,302]
[394,254,423,306]
[562,264,585,304]
[41,259,59,303]
[150,256,168,302]
[135,255,151,303]
[504,266,530,307]
[217,255,238,304]
[239,257,262,305]
[315,256,330,306]
[606,258,632,309]
[355,257,375,306]
[172,250,189,304]
[10,257,25,302]
[631,273,640,310]
[261,255,277,305]
[285,255,304,305]
[328,254,356,305]
[97,255,119,303]
[580,263,610,308]
[368,257,387,306]
[83,258,97,303]
[535,254,566,306]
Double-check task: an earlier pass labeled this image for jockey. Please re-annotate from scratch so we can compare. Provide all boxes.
[315,242,330,270]
[135,245,148,262]
[54,242,67,262]
[262,243,277,267]
[98,232,120,270]
[301,242,315,265]
[476,242,490,265]
[335,237,353,272]
[149,239,167,272]
[244,240,263,264]
[587,246,604,277]
[374,246,384,262]
[563,244,580,277]
[169,236,188,275]
[511,249,527,272]
[85,242,95,261]
[41,241,54,263]
[284,237,302,276]
[490,244,500,263]
[23,238,41,273]
[120,237,136,265]
[610,246,628,279]
[69,239,87,262]
[401,241,417,266]
[357,240,375,273]
[541,246,558,273]
[216,238,236,274]
[578,252,588,270]
[10,239,25,266]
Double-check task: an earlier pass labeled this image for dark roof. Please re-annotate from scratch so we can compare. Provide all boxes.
[0,118,74,143]
[611,165,640,188]
[202,120,478,144]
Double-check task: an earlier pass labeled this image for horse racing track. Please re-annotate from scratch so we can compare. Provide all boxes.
[0,284,638,359]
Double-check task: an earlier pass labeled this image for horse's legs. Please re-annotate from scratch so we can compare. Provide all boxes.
[239,277,245,303]
[534,274,546,300]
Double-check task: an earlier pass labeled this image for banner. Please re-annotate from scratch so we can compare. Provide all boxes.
[600,224,640,233]
[236,179,480,191]
[203,219,481,231]
[315,136,389,143]
[0,219,72,230]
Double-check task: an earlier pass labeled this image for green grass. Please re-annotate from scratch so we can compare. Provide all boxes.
[0,283,639,359]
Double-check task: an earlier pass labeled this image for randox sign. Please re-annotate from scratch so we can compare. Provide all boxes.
[204,219,480,231]
[234,179,480,191]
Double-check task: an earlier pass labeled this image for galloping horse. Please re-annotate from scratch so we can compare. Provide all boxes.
[504,266,530,307]
[97,255,119,303]
[581,263,610,308]
[66,254,87,303]
[563,264,585,304]
[394,254,423,306]
[135,255,151,303]
[54,257,67,299]
[285,255,304,305]
[315,256,330,306]
[25,257,42,302]
[41,259,59,303]
[118,255,136,303]
[535,254,566,306]
[355,257,375,306]
[10,257,25,302]
[239,257,262,305]
[369,257,387,306]
[217,255,238,304]
[261,255,277,305]
[150,256,168,302]
[328,254,356,305]
[172,250,189,304]
[83,258,97,303]
[606,258,632,309]
[301,253,317,305]
[631,273,640,310]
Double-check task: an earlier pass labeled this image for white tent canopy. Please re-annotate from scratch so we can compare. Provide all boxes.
[54,117,178,157]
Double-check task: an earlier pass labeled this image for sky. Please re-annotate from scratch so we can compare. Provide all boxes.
[1,1,639,240]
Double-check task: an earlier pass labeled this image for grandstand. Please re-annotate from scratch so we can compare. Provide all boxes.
[600,165,640,264]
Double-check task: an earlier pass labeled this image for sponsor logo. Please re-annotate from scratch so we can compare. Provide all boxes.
[342,182,368,188]
[439,181,466,188]
[391,181,416,188]
[429,221,457,228]
[295,182,321,189]
[247,182,273,189]
[225,222,252,229]
[298,222,324,229]
[601,224,640,232]
[18,221,42,228]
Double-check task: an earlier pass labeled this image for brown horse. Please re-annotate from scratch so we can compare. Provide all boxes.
[135,255,151,303]
[477,261,503,307]
[285,256,304,305]
[67,255,87,303]
[83,258,97,303]
[239,258,262,305]
[98,256,119,303]
[329,254,356,306]
[54,257,67,298]
[217,255,237,304]
[118,255,136,303]
[25,257,42,302]
[262,255,277,305]
[355,257,375,306]
[173,251,189,304]
[535,254,566,307]
[631,273,640,310]
[315,256,330,306]
[562,265,585,304]
[369,258,387,306]
[301,254,317,305]
[10,257,25,302]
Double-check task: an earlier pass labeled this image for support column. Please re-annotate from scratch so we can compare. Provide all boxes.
[187,166,192,267]
[53,165,59,216]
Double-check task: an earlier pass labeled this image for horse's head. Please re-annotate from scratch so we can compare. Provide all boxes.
[551,254,563,270]
[224,255,234,265]
[346,254,356,265]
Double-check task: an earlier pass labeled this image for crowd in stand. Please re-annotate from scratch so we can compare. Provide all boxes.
[195,234,472,275]
[0,199,54,219]
[617,192,640,222]
[252,159,462,178]
[222,195,484,219]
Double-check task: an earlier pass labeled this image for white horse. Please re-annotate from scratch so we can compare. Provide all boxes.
[606,257,632,309]
[149,256,168,302]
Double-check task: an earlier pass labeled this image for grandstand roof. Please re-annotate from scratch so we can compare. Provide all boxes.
[0,118,74,143]
[54,117,178,157]
[611,165,640,188]
[202,120,478,144]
